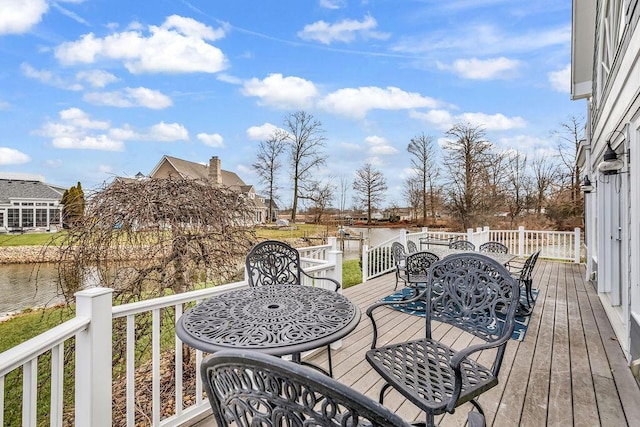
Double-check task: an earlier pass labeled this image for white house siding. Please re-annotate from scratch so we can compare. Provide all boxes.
[574,0,640,361]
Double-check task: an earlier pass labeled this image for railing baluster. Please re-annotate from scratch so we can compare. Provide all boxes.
[126,314,135,427]
[195,349,203,405]
[22,358,37,427]
[0,375,4,426]
[50,343,64,427]
[152,308,160,426]
[175,304,184,416]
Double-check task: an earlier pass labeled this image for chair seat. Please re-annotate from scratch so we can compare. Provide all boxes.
[366,338,498,414]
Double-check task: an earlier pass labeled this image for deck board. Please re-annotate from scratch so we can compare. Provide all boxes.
[188,260,640,427]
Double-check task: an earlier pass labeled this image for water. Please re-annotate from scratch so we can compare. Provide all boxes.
[0,263,65,318]
[0,227,410,316]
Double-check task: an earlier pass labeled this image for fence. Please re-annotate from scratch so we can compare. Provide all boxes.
[0,240,342,427]
[362,226,582,282]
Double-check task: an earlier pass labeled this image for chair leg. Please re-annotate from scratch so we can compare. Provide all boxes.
[470,399,485,416]
[379,382,392,404]
[326,344,333,378]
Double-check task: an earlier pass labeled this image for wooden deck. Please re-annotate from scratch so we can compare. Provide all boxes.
[190,260,640,426]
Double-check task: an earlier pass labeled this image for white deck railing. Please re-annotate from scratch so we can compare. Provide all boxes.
[362,226,582,281]
[0,239,342,427]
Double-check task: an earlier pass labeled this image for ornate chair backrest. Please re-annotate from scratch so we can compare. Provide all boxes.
[449,240,476,251]
[405,251,440,281]
[201,351,412,427]
[425,253,519,344]
[407,240,418,253]
[245,240,301,287]
[479,241,508,254]
[521,250,541,281]
[391,242,406,266]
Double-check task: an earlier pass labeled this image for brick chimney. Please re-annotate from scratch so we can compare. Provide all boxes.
[209,156,222,185]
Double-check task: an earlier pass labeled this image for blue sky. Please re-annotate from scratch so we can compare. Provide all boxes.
[0,0,584,208]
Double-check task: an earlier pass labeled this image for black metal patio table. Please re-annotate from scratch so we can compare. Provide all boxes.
[175,284,361,369]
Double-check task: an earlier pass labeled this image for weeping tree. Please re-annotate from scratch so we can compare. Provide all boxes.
[47,177,257,304]
[36,177,258,424]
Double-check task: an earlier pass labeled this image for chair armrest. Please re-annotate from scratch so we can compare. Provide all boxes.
[446,319,515,413]
[366,289,428,349]
[300,270,341,292]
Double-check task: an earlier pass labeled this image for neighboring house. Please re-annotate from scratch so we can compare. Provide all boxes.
[572,1,640,365]
[0,176,64,232]
[148,155,268,224]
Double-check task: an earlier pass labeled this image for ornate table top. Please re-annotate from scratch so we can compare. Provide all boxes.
[175,285,361,355]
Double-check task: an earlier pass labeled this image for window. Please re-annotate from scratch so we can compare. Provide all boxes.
[0,212,4,226]
[36,209,48,227]
[22,202,34,206]
[50,209,60,223]
[22,209,34,227]
[8,209,19,227]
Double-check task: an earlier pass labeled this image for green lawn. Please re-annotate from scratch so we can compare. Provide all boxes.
[0,232,65,246]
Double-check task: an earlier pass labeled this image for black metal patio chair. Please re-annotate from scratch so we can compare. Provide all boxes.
[407,239,418,253]
[403,250,440,299]
[508,250,541,312]
[449,239,476,251]
[391,241,408,290]
[479,241,509,254]
[245,240,340,376]
[366,253,520,427]
[201,350,413,427]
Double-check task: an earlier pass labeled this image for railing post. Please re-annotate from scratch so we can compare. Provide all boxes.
[74,287,113,427]
[518,226,525,257]
[328,236,338,251]
[467,228,473,243]
[399,229,407,247]
[327,245,343,292]
[574,227,581,263]
[362,244,369,283]
[483,226,490,245]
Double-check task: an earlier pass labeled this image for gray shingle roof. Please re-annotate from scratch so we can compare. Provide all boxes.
[0,179,64,204]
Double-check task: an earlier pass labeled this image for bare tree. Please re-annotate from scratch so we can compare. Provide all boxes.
[552,115,585,214]
[253,129,287,222]
[48,177,256,303]
[504,151,529,227]
[284,111,327,223]
[407,133,439,224]
[442,122,494,229]
[299,179,335,223]
[530,155,558,214]
[338,175,350,222]
[353,163,387,225]
[403,175,422,222]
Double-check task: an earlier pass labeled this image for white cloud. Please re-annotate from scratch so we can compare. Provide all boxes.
[38,108,123,151]
[21,63,83,90]
[364,135,398,155]
[0,0,48,35]
[0,100,9,109]
[84,87,173,109]
[246,123,285,141]
[197,132,224,147]
[297,14,390,45]
[76,69,118,88]
[54,15,228,74]
[548,64,570,93]
[241,73,318,109]
[498,134,554,154]
[108,122,189,142]
[319,0,345,9]
[410,109,526,131]
[217,73,243,84]
[0,147,31,165]
[438,57,520,80]
[392,24,570,57]
[147,122,189,141]
[237,164,253,175]
[44,159,62,168]
[98,164,112,173]
[319,86,441,119]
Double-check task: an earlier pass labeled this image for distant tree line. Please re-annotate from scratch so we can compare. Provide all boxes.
[251,111,584,230]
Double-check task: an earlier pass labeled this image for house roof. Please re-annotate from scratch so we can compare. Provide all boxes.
[151,155,247,188]
[0,179,65,203]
